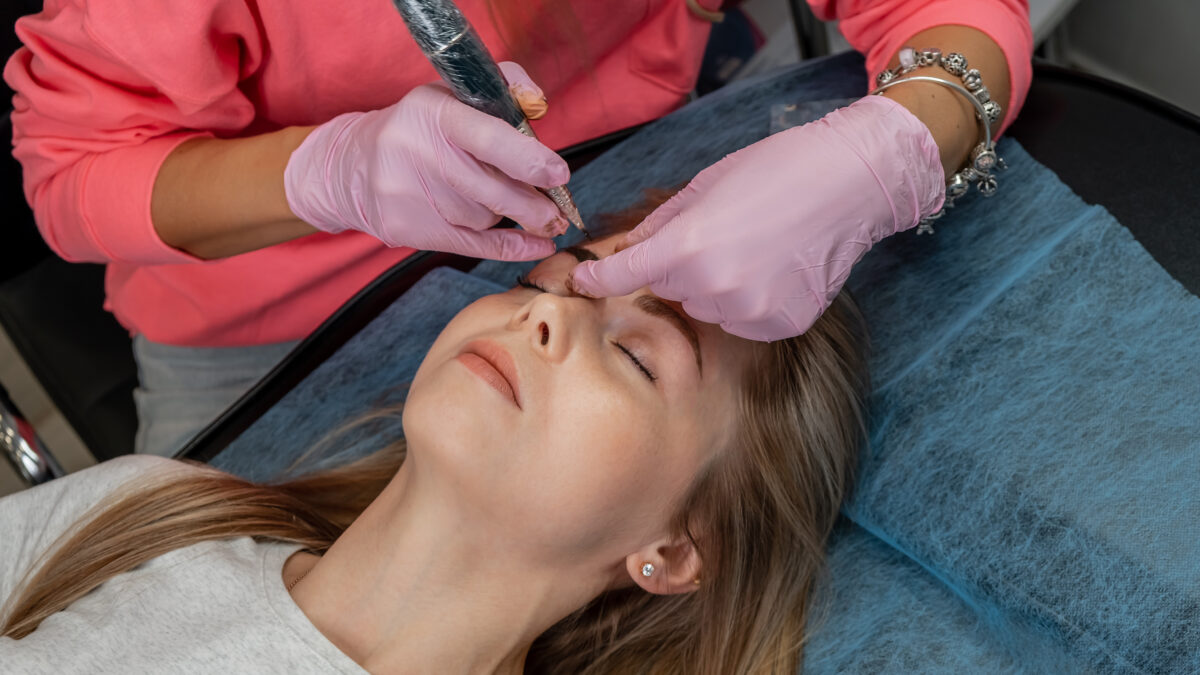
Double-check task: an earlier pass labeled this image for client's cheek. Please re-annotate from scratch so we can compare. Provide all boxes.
[540,424,668,520]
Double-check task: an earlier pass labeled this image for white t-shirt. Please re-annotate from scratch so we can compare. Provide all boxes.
[0,455,366,673]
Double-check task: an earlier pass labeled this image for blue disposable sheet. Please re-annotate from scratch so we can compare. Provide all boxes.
[836,140,1200,672]
[212,52,1200,671]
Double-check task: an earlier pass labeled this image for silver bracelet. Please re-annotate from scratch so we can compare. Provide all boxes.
[876,48,1003,125]
[870,48,1006,234]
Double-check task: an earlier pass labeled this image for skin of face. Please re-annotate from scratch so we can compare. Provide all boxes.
[402,234,754,577]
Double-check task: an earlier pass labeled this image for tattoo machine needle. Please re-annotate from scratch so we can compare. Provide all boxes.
[390,0,588,237]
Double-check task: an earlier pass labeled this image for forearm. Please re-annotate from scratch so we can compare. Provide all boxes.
[151,126,318,260]
[877,25,1011,177]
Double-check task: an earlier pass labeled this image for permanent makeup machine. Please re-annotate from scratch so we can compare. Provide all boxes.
[389,0,587,236]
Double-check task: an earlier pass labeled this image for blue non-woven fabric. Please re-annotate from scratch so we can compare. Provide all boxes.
[840,140,1200,673]
[805,521,1025,673]
[209,51,1200,671]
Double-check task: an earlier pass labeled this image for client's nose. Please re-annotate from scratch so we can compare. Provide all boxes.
[510,294,576,363]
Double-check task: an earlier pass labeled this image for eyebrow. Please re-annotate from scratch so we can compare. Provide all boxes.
[564,243,702,376]
[564,245,598,263]
[635,296,703,377]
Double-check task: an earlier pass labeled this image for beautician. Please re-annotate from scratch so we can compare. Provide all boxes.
[5,0,1031,457]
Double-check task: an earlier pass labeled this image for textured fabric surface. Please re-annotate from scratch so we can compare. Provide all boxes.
[132,336,299,457]
[0,456,364,673]
[841,145,1200,673]
[211,52,1199,671]
[805,521,1025,673]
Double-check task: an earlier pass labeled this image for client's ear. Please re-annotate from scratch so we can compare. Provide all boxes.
[625,537,703,595]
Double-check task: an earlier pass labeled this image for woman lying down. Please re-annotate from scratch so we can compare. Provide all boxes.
[0,225,869,673]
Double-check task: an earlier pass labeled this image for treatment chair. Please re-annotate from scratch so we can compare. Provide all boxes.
[177,52,1200,671]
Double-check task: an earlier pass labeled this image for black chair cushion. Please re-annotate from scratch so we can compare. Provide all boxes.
[0,257,139,462]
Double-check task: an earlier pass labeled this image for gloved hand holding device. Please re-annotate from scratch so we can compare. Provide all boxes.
[569,95,947,341]
[285,62,567,261]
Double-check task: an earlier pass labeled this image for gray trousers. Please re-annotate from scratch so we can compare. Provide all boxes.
[132,336,298,457]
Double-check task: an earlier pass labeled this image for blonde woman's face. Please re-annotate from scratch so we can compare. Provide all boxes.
[404,234,754,566]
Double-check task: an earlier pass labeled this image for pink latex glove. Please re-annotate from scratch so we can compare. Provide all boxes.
[569,96,946,340]
[285,62,567,261]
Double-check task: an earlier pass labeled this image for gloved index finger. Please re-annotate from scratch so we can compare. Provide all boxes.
[621,190,687,249]
[568,238,664,298]
[441,104,569,189]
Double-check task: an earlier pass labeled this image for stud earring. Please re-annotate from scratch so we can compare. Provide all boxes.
[641,562,655,577]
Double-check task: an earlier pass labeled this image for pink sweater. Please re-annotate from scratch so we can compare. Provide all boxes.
[5,0,1031,347]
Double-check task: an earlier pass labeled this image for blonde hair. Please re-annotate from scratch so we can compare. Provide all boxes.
[528,292,868,674]
[2,196,869,674]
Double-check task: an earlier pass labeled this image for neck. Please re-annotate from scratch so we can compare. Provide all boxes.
[287,460,606,675]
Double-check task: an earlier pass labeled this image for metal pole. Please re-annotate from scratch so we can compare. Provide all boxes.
[0,383,64,485]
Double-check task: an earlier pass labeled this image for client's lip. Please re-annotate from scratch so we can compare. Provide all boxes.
[456,339,522,409]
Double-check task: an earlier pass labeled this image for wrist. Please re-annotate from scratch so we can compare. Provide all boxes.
[824,96,946,239]
[272,125,320,223]
[879,74,975,176]
[283,116,361,233]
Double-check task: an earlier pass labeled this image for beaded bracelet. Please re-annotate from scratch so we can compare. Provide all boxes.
[870,47,1006,234]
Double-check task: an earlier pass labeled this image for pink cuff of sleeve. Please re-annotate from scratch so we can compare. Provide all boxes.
[68,133,211,265]
[862,1,1033,136]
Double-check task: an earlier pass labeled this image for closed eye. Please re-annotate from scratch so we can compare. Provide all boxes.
[613,341,657,382]
[515,275,549,293]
